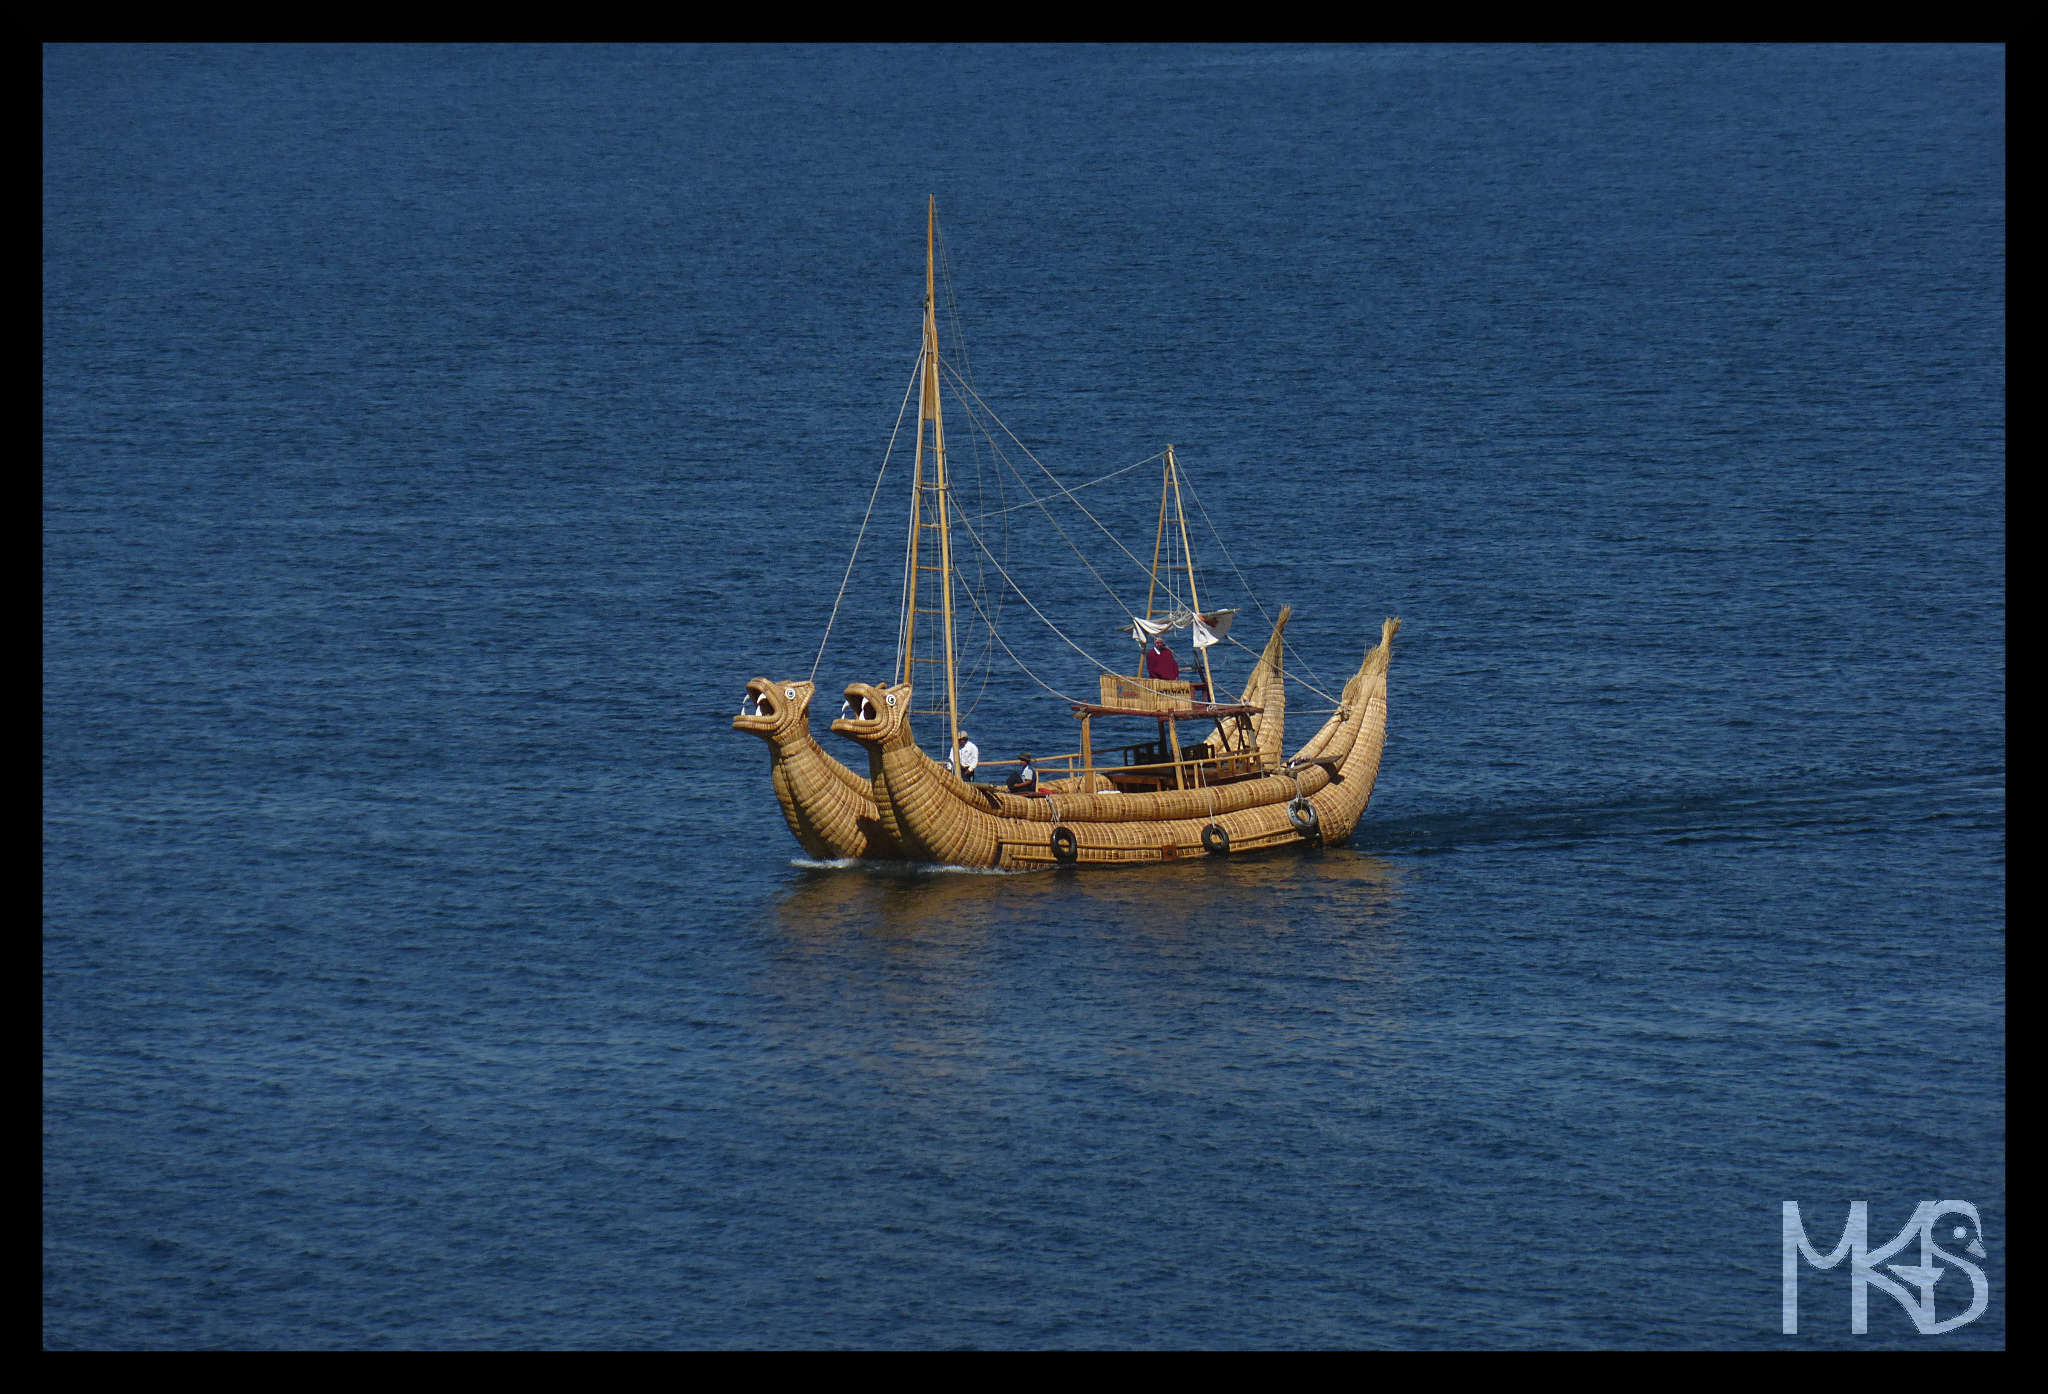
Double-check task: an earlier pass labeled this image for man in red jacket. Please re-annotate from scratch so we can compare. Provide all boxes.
[1144,636,1180,681]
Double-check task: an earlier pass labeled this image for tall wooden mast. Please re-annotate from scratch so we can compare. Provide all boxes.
[1145,454,1173,623]
[897,197,962,775]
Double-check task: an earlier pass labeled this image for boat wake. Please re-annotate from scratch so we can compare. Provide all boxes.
[789,856,1023,877]
[1365,770,2002,856]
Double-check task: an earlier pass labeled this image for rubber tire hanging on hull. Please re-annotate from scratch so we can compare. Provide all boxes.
[1288,795,1323,846]
[1201,823,1230,856]
[1050,825,1079,864]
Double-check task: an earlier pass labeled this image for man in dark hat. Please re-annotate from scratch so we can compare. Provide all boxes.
[1007,753,1038,794]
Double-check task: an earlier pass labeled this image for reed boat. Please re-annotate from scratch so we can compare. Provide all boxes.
[739,198,1397,869]
[730,607,1292,864]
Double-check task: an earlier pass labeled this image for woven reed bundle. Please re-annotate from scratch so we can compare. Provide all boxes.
[1237,605,1292,769]
[830,681,950,858]
[1044,772,1118,795]
[733,677,903,860]
[835,617,1398,870]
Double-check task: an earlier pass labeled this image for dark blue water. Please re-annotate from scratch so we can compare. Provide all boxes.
[44,44,2003,1348]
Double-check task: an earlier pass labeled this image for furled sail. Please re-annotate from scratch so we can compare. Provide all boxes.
[1126,608,1236,646]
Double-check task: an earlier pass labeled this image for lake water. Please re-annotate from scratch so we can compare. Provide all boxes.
[43,44,2004,1348]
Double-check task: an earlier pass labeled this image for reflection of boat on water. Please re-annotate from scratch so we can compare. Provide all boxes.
[738,198,1398,870]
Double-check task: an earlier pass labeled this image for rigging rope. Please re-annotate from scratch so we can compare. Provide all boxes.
[1219,631,1344,707]
[933,225,1008,712]
[950,567,1085,706]
[1174,467,1331,696]
[941,363,1206,612]
[939,360,1145,623]
[812,348,925,685]
[960,454,1158,521]
[936,404,1343,708]
[946,501,1134,698]
[827,210,1347,722]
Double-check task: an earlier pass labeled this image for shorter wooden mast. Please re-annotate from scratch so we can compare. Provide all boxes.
[1142,445,1232,769]
[1165,446,1220,712]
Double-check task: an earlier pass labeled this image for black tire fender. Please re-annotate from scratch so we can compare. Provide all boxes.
[1287,796,1322,843]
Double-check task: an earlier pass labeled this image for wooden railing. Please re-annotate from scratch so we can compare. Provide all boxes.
[978,742,1262,794]
[963,671,1262,795]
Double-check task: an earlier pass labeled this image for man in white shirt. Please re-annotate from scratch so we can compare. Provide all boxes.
[948,731,980,781]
